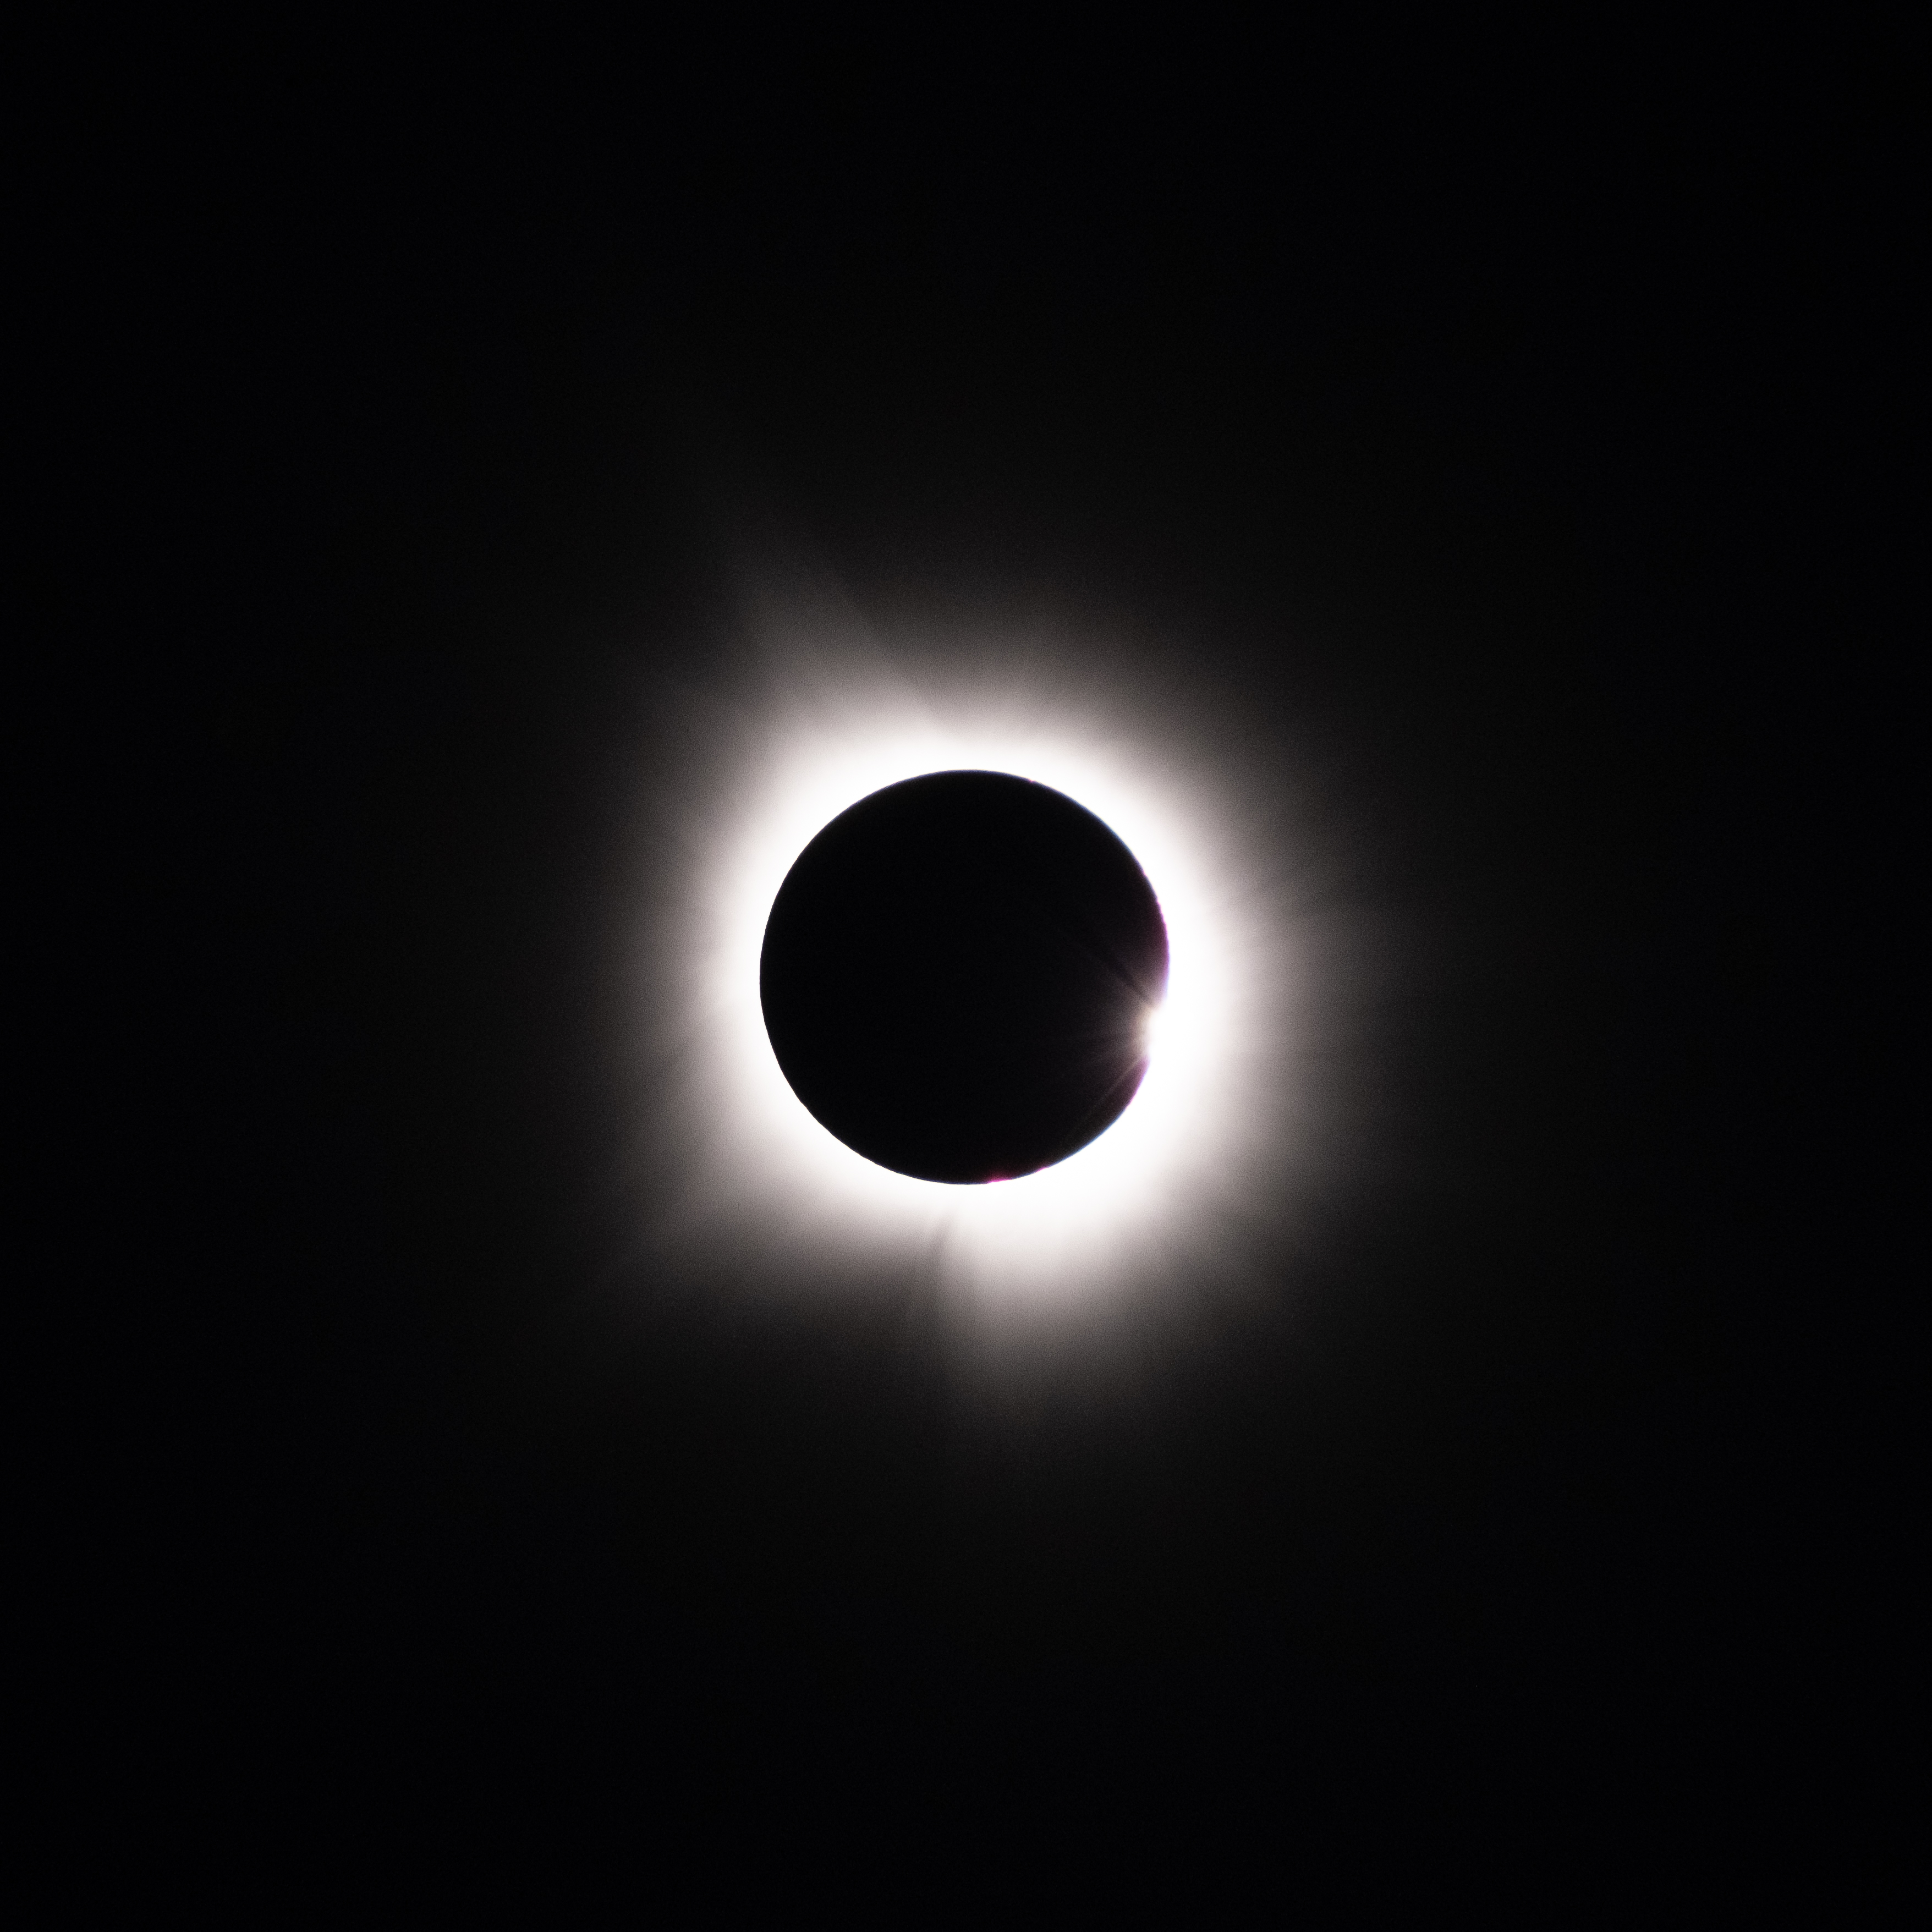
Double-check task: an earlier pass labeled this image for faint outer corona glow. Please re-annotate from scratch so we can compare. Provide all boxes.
[638,636,1314,1330]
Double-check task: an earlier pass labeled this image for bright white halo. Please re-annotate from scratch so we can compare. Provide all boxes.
[630,636,1315,1333]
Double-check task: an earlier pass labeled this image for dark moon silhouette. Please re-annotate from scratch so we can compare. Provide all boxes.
[760,771,1170,1183]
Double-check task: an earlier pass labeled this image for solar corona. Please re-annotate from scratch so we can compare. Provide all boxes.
[644,656,1303,1327]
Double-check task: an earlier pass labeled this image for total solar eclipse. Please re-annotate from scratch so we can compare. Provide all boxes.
[760,771,1170,1184]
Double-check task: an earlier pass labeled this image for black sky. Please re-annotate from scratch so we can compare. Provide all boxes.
[75,21,1878,1899]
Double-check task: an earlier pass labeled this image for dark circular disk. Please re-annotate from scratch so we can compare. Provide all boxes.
[760,771,1171,1184]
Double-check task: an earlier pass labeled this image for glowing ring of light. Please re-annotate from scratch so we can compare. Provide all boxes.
[643,653,1303,1325]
